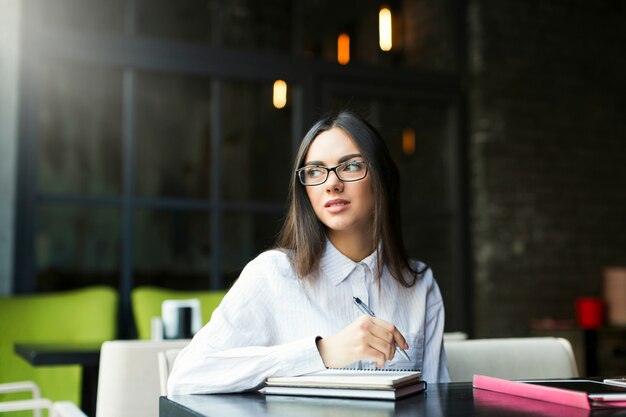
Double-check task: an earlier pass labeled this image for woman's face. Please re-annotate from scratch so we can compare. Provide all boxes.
[303,127,374,239]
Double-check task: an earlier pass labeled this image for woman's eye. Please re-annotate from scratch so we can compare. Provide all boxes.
[306,168,324,178]
[343,162,363,172]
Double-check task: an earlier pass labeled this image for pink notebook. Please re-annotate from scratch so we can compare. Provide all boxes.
[473,375,626,410]
[473,387,592,417]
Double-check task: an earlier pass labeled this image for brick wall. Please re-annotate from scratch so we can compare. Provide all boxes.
[469,0,626,337]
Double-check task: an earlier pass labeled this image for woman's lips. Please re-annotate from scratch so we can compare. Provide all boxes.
[324,199,350,213]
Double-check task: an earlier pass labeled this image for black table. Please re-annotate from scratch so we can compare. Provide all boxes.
[160,382,624,417]
[14,342,102,417]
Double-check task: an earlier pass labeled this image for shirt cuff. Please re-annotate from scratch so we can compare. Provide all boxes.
[275,336,327,376]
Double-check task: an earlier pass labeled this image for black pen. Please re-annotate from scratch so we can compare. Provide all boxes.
[352,296,411,361]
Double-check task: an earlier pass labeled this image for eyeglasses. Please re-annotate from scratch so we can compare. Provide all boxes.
[296,160,369,186]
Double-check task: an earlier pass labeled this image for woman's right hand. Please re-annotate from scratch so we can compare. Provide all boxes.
[315,315,409,368]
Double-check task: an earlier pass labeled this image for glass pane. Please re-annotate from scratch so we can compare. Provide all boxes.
[300,0,378,62]
[36,205,120,291]
[28,0,125,34]
[402,0,456,71]
[221,0,292,53]
[300,0,456,71]
[403,214,453,289]
[37,61,123,196]
[133,209,211,290]
[135,71,213,199]
[222,211,285,287]
[135,0,292,54]
[222,80,293,203]
[135,0,215,45]
[377,102,453,213]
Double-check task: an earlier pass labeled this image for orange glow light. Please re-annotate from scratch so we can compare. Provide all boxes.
[379,7,392,51]
[337,33,350,65]
[402,127,415,155]
[273,80,287,109]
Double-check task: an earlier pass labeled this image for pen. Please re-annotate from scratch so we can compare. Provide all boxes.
[352,296,411,361]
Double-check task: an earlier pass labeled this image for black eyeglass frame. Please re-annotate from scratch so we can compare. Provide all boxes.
[296,160,369,186]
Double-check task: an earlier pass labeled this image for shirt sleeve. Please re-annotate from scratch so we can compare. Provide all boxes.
[420,269,451,383]
[167,255,327,394]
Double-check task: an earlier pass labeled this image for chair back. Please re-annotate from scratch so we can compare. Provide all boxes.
[0,286,117,411]
[131,287,227,339]
[96,340,188,417]
[0,397,87,417]
[443,332,468,342]
[54,401,89,417]
[157,348,184,396]
[444,337,579,382]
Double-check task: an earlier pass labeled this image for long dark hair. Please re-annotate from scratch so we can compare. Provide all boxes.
[277,111,423,287]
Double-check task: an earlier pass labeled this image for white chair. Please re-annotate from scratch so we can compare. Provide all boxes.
[0,383,85,417]
[157,348,185,396]
[0,398,50,417]
[54,401,90,417]
[0,381,42,417]
[443,332,468,342]
[444,337,579,382]
[2,341,190,417]
[0,399,87,417]
[95,340,189,417]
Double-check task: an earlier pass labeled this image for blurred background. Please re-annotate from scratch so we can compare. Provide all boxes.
[1,0,625,345]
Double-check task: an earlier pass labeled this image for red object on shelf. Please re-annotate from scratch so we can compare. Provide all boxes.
[575,297,604,329]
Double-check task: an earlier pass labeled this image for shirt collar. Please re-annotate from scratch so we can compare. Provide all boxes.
[320,239,380,286]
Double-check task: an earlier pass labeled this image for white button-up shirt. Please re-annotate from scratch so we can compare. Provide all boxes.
[168,240,450,394]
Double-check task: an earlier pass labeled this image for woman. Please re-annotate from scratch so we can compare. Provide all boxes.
[168,111,449,395]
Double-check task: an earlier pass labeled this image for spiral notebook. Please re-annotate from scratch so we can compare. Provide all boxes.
[262,368,425,400]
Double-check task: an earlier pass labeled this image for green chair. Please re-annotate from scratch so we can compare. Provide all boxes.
[0,286,118,414]
[131,286,227,340]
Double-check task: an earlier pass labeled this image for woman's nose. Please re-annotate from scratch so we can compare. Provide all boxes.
[324,170,344,192]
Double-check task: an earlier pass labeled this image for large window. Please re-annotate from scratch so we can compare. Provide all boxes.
[16,0,467,335]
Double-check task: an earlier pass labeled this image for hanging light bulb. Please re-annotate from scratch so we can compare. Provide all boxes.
[379,6,392,51]
[337,33,350,65]
[402,127,415,155]
[273,80,287,109]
